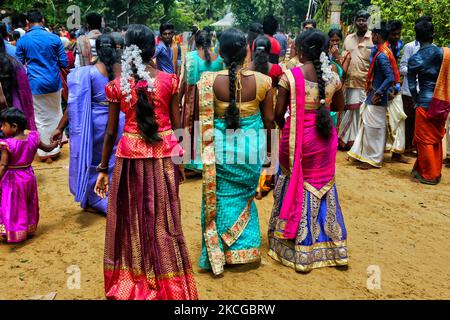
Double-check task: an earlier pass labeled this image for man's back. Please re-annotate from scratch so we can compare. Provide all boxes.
[408,44,443,107]
[16,26,68,95]
[273,32,287,58]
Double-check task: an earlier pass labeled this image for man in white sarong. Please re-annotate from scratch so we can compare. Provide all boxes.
[348,22,396,170]
[16,10,68,162]
[385,20,410,164]
[338,10,373,150]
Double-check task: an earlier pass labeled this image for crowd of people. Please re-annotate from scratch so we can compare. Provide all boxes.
[0,8,449,300]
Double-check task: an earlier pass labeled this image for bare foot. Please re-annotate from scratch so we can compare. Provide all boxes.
[357,162,377,170]
[392,153,411,164]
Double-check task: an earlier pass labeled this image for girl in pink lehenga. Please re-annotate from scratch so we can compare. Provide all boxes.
[0,108,59,243]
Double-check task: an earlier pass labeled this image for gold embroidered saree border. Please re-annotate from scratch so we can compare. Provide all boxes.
[268,249,348,272]
[221,198,253,247]
[267,238,348,272]
[303,177,335,199]
[198,72,225,276]
[122,130,174,140]
[0,224,37,236]
[285,69,297,171]
[225,248,261,265]
[104,264,195,281]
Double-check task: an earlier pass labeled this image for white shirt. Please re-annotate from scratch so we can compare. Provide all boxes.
[399,40,420,96]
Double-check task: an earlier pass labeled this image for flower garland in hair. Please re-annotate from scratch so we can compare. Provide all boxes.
[120,44,156,103]
[320,51,333,82]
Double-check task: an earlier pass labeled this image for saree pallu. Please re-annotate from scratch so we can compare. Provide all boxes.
[67,66,124,213]
[11,58,36,131]
[411,107,446,185]
[268,67,348,272]
[104,157,198,300]
[198,72,265,275]
[181,84,202,172]
[181,52,224,172]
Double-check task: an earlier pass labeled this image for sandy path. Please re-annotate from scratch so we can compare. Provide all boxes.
[1,148,449,300]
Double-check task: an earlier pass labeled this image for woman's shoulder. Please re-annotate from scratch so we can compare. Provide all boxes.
[186,50,198,60]
[105,77,123,102]
[155,71,179,95]
[253,70,272,84]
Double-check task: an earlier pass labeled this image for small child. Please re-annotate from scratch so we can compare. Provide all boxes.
[0,108,60,242]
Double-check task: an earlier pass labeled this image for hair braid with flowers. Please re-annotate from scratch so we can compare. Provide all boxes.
[300,30,333,139]
[121,25,161,144]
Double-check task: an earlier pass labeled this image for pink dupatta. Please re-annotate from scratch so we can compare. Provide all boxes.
[278,67,306,239]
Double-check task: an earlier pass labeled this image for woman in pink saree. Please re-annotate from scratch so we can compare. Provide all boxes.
[268,30,348,272]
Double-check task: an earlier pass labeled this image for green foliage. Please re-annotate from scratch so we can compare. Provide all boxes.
[1,0,226,31]
[230,0,309,33]
[371,0,450,47]
[313,0,330,32]
[341,0,370,26]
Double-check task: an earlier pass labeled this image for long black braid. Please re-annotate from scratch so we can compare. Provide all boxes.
[126,24,161,144]
[312,58,332,139]
[301,30,332,139]
[132,63,161,144]
[225,61,240,129]
[219,28,247,130]
[96,34,119,81]
[196,30,212,64]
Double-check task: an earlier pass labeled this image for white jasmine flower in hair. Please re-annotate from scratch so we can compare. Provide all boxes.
[320,51,333,82]
[120,44,156,103]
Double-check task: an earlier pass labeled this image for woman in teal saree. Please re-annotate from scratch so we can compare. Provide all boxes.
[196,28,275,276]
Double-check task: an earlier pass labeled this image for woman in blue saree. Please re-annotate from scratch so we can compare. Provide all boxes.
[52,35,124,213]
[196,28,275,276]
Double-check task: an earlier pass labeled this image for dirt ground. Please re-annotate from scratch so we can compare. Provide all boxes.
[1,147,449,300]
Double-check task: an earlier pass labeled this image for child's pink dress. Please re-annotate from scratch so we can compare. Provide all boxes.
[0,131,39,242]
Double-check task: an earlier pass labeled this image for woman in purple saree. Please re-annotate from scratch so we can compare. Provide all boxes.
[268,30,348,272]
[52,35,124,213]
[0,40,36,130]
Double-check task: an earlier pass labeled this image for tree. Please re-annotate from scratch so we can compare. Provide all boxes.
[371,0,449,46]
[341,0,370,26]
[230,0,308,32]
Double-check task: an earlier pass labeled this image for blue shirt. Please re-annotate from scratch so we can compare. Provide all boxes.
[407,44,443,108]
[15,26,68,95]
[366,52,395,107]
[274,32,288,57]
[154,42,174,74]
[4,40,16,57]
[370,44,401,95]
